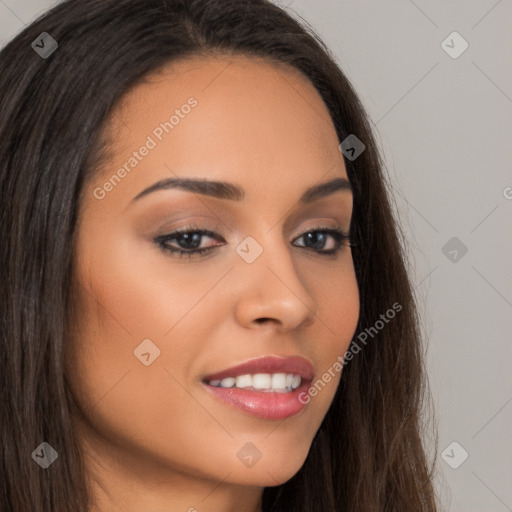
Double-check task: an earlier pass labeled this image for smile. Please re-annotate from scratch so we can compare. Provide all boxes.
[206,372,302,393]
[202,355,314,419]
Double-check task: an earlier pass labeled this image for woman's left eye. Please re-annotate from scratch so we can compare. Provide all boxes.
[154,227,353,259]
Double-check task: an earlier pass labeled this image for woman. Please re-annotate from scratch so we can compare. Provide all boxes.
[0,0,439,510]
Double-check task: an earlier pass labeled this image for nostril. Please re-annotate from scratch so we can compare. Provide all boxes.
[255,318,272,324]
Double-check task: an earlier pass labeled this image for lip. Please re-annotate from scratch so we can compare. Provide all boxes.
[201,355,314,420]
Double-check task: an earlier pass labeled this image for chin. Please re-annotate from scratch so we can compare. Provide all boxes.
[227,449,309,487]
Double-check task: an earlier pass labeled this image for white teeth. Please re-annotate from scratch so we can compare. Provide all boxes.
[219,377,236,388]
[252,373,271,389]
[271,373,287,390]
[207,373,302,393]
[235,374,252,388]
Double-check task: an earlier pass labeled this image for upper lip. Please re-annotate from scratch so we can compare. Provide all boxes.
[202,355,315,382]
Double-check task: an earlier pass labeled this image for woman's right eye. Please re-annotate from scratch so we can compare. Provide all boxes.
[154,228,224,259]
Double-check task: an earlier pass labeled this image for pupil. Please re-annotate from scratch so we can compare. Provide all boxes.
[306,232,325,249]
[178,233,201,249]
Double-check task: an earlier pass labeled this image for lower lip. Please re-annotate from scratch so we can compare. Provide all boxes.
[202,381,311,420]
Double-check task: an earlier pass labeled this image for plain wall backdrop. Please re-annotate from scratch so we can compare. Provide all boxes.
[1,1,511,511]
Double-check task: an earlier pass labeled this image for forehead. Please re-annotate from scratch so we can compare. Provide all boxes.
[94,54,347,206]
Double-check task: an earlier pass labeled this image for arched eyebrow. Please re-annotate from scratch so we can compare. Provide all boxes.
[131,176,352,204]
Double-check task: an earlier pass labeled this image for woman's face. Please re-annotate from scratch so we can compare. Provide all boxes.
[67,54,359,494]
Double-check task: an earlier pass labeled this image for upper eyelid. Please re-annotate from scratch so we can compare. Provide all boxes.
[158,219,348,236]
[160,225,347,238]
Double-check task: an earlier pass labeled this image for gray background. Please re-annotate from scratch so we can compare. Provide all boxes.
[1,1,511,510]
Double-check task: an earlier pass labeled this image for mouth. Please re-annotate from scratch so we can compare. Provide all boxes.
[201,355,314,420]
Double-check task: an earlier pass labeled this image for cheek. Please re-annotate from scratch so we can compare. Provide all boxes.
[302,258,359,413]
[74,222,225,340]
[326,270,359,332]
[67,233,225,474]
[67,226,177,410]
[67,224,231,424]
[314,255,360,351]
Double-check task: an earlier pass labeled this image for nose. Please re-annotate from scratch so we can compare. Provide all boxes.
[233,235,318,332]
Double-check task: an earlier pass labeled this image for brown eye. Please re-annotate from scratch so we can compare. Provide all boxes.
[292,228,352,255]
[154,228,225,259]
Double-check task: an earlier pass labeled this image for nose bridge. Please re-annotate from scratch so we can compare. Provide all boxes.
[233,228,317,329]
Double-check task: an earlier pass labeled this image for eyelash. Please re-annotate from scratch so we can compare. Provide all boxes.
[154,225,354,259]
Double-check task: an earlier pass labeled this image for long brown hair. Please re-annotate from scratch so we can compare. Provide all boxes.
[0,0,439,510]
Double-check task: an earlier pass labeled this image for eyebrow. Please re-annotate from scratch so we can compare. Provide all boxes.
[132,176,352,204]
